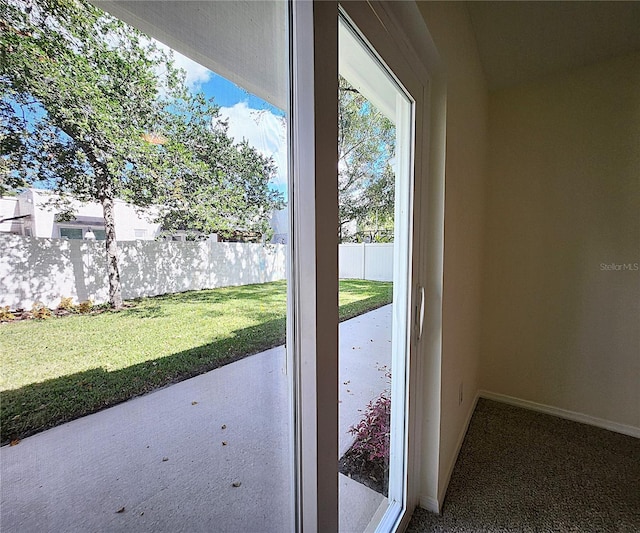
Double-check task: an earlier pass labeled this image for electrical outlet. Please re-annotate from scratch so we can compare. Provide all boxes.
[458,382,463,405]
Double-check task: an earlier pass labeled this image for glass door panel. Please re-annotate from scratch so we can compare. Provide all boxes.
[338,13,415,533]
[0,1,293,531]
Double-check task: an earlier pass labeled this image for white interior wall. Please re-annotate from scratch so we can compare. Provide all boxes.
[481,52,640,432]
[416,2,489,509]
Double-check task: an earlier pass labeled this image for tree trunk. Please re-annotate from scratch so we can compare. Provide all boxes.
[101,193,123,310]
[78,143,124,310]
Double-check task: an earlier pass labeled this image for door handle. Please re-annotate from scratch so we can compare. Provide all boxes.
[417,285,425,340]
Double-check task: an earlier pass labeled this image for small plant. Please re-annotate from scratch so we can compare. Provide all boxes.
[339,389,392,496]
[0,306,16,322]
[57,296,75,311]
[339,365,393,495]
[30,302,52,320]
[77,300,94,314]
[348,392,391,464]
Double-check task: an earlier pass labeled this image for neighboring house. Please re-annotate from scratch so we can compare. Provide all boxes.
[0,188,161,241]
[0,188,282,243]
[0,196,26,235]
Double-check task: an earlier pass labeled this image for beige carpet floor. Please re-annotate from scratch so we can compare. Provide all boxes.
[408,399,640,532]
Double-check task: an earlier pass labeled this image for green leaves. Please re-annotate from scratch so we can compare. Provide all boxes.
[1,0,284,238]
[1,0,169,203]
[154,95,284,240]
[338,76,395,242]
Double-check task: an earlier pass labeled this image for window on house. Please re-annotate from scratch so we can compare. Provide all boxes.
[59,227,83,240]
[337,7,421,531]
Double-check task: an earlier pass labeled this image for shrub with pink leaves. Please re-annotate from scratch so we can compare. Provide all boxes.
[339,366,392,495]
[347,391,391,475]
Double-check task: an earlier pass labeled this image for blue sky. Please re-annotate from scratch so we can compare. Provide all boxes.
[200,72,284,117]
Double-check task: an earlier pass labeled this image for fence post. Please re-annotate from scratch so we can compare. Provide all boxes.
[208,238,214,289]
[361,241,366,280]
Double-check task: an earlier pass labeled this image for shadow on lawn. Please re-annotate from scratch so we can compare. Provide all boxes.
[121,304,167,319]
[1,292,392,445]
[0,317,286,445]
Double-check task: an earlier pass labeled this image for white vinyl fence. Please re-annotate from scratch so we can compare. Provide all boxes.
[0,234,286,309]
[0,234,393,309]
[339,243,394,282]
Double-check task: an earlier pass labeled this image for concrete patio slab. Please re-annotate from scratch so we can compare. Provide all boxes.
[1,305,392,532]
[339,474,387,532]
[339,306,392,456]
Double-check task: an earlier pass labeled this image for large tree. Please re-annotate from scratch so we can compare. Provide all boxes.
[154,93,284,241]
[338,76,395,242]
[1,0,283,308]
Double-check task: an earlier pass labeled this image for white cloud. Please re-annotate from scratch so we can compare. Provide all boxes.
[169,49,212,90]
[152,41,212,91]
[218,102,288,188]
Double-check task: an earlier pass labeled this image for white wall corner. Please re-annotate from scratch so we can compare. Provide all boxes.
[478,391,640,439]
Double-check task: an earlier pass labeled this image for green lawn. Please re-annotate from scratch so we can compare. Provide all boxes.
[0,279,392,443]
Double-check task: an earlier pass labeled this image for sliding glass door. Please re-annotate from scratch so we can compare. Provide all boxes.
[0,2,426,531]
[337,8,419,532]
[1,1,297,531]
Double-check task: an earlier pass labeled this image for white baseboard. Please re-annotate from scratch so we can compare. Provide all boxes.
[418,495,440,515]
[478,390,640,439]
[435,392,480,508]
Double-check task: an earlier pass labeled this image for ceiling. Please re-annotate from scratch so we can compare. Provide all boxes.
[466,1,640,90]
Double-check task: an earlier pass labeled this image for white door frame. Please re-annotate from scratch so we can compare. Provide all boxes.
[289,1,339,531]
[329,2,433,531]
